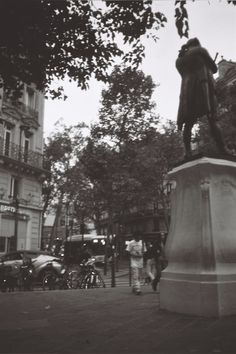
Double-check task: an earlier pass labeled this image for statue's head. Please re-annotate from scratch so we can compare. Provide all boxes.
[186,37,201,49]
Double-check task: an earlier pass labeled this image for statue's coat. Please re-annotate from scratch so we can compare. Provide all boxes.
[176,46,218,130]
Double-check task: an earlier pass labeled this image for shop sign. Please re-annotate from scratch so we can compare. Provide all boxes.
[0,204,16,213]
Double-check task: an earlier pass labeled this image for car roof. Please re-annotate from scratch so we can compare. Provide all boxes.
[66,234,107,242]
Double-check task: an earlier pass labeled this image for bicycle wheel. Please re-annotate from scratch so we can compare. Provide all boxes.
[77,273,89,289]
[68,270,80,289]
[42,271,58,290]
[93,270,106,288]
[79,271,105,289]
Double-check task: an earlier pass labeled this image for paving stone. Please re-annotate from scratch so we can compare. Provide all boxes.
[1,287,236,353]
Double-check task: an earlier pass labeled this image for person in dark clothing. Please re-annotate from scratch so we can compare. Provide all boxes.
[144,241,162,291]
[144,242,157,286]
[151,239,166,292]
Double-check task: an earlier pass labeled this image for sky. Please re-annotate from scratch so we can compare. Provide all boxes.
[44,0,236,138]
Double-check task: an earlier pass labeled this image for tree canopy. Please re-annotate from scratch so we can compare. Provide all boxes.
[92,65,158,145]
[195,80,236,155]
[0,0,167,99]
[42,120,87,215]
[1,0,235,99]
[81,66,184,233]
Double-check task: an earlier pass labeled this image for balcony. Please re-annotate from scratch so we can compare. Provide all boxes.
[0,136,43,169]
[2,99,39,128]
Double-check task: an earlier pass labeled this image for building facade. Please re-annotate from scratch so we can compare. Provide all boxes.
[217,59,236,84]
[0,84,48,254]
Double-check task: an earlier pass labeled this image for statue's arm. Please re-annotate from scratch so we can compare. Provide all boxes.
[188,47,218,74]
[176,47,218,75]
[199,47,218,74]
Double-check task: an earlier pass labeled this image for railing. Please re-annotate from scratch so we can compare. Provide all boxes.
[0,137,43,169]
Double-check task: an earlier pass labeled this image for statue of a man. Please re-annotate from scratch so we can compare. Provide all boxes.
[176,37,227,158]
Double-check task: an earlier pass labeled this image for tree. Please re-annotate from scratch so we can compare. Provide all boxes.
[92,65,159,146]
[80,139,120,233]
[2,1,235,99]
[86,67,159,235]
[84,66,184,234]
[82,66,184,237]
[42,121,88,242]
[82,119,184,243]
[0,0,167,99]
[194,81,236,155]
[124,121,184,231]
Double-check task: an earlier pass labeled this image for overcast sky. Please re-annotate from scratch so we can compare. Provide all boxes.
[44,0,236,138]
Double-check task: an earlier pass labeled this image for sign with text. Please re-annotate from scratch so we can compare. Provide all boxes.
[0,204,16,213]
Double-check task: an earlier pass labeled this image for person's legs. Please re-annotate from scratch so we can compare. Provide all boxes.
[132,267,139,292]
[152,261,162,291]
[146,259,155,282]
[132,266,141,294]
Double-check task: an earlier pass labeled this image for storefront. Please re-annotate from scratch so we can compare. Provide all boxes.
[0,203,29,254]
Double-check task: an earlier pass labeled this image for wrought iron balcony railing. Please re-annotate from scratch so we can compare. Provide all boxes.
[0,136,43,169]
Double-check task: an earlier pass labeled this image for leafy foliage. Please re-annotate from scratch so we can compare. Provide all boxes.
[81,65,184,233]
[42,120,87,215]
[175,1,189,38]
[1,1,235,99]
[0,0,167,99]
[92,65,159,145]
[81,120,184,233]
[195,81,236,155]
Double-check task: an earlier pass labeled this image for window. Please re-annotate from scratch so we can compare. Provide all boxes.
[4,129,11,157]
[9,252,22,261]
[23,137,30,163]
[10,177,19,199]
[2,252,21,261]
[25,87,38,111]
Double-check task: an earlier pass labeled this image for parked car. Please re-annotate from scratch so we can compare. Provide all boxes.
[0,250,63,282]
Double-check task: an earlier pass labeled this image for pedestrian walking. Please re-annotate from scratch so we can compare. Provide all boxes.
[126,231,146,295]
[144,241,158,290]
[151,235,167,292]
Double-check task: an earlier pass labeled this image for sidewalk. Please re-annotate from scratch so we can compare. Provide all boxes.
[1,285,236,354]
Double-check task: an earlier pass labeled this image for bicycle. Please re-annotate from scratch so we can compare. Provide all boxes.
[42,263,72,290]
[69,258,106,289]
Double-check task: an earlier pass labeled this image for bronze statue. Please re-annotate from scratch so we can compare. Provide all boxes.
[176,37,227,158]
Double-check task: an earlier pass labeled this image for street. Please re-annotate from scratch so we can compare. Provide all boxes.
[1,286,236,354]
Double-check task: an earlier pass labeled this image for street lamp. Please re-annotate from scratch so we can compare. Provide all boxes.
[8,195,19,252]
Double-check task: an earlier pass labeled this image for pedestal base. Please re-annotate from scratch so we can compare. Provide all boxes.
[160,157,236,317]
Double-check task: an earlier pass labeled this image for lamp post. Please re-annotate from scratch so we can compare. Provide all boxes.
[74,200,85,243]
[12,196,19,251]
[110,234,116,288]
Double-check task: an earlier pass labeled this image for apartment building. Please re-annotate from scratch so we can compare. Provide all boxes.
[0,84,48,254]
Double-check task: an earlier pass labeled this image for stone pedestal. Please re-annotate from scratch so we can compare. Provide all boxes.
[160,157,236,317]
